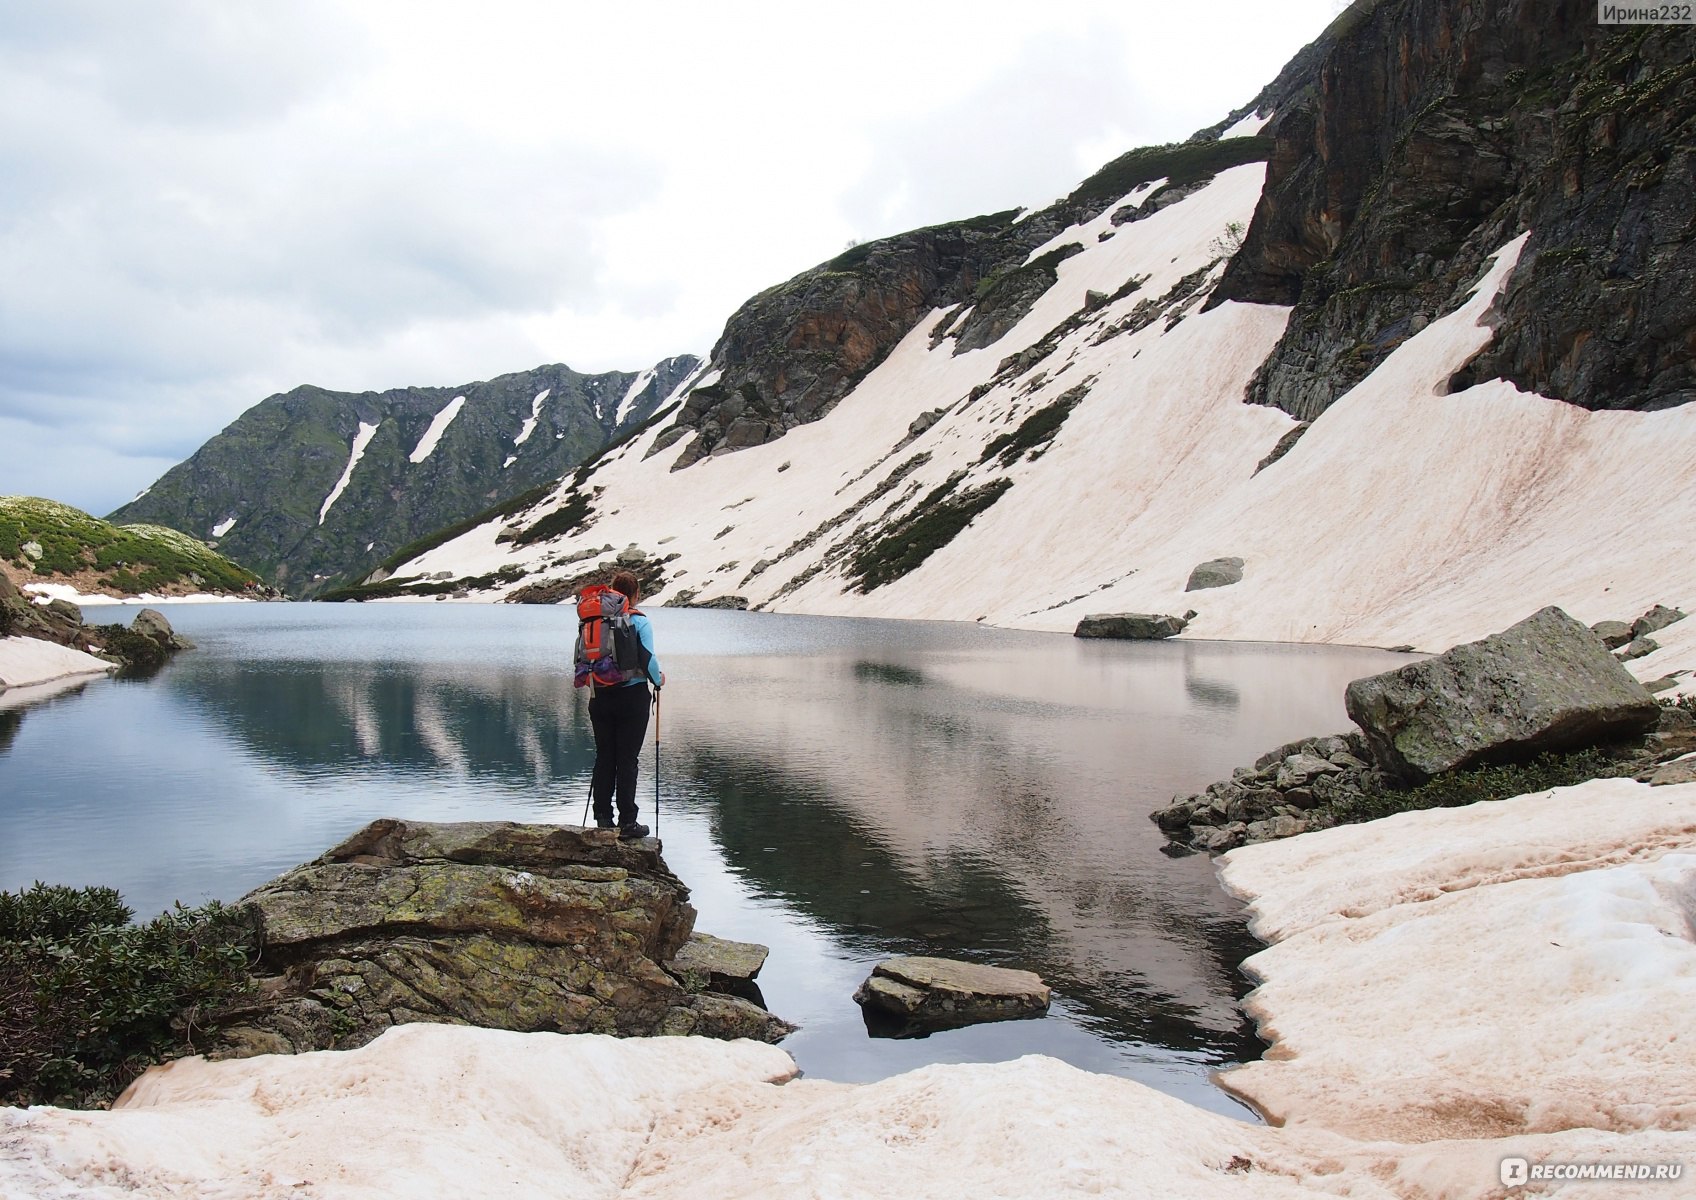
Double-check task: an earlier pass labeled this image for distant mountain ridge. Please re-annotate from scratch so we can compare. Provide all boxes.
[109,356,701,597]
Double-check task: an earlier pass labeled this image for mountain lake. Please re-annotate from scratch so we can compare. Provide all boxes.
[0,602,1410,1117]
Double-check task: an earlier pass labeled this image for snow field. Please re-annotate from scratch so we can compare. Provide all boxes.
[0,634,114,691]
[408,396,467,464]
[1218,781,1696,1147]
[512,388,550,448]
[398,164,1695,715]
[319,421,380,525]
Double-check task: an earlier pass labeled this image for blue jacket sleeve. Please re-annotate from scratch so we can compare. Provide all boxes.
[634,613,663,685]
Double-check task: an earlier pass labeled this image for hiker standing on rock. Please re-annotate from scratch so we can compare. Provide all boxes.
[576,570,663,840]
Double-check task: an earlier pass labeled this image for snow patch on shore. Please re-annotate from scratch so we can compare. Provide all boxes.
[21,583,253,606]
[0,635,113,691]
[1220,781,1696,1145]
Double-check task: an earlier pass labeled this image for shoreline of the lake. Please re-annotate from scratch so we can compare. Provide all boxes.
[5,601,1692,1196]
[6,775,1692,1197]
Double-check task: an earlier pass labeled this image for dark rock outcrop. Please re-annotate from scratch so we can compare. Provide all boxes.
[1211,0,1696,420]
[853,956,1050,1034]
[664,213,1054,469]
[1074,612,1189,640]
[1344,606,1660,781]
[211,819,793,1058]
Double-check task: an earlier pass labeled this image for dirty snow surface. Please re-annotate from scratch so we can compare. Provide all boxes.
[0,635,113,690]
[9,779,1695,1200]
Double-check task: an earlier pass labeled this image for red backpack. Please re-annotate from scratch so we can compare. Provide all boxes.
[574,585,650,688]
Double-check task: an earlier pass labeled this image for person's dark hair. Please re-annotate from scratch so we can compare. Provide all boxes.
[611,571,640,602]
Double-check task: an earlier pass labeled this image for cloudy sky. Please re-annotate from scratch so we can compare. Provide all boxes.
[1,0,1342,516]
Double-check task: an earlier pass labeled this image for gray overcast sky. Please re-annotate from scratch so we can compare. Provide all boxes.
[1,0,1342,516]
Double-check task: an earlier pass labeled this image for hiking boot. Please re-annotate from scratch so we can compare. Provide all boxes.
[594,819,615,830]
[618,822,650,841]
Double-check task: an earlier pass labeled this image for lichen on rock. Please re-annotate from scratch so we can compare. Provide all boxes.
[211,819,793,1057]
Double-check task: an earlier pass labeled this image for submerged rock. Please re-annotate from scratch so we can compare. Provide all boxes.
[854,955,1050,1034]
[213,819,793,1058]
[1344,606,1660,782]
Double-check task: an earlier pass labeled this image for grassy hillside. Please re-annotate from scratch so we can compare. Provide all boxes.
[0,496,262,597]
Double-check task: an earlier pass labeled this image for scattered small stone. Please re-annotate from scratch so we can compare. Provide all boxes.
[1591,620,1635,649]
[1616,636,1659,662]
[1631,605,1686,641]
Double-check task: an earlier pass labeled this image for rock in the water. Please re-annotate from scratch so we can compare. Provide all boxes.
[1074,612,1188,640]
[1184,557,1245,592]
[669,932,768,988]
[853,956,1050,1033]
[215,819,793,1058]
[131,607,194,651]
[1344,606,1661,781]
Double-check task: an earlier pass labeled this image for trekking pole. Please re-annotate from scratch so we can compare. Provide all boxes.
[653,687,662,838]
[580,773,593,830]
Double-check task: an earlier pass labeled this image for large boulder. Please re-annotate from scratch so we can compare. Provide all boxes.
[212,819,793,1058]
[1074,612,1188,640]
[1184,557,1245,591]
[853,956,1050,1034]
[1344,606,1661,781]
[131,607,194,651]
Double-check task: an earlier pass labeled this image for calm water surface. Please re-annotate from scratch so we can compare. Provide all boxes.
[0,603,1408,1116]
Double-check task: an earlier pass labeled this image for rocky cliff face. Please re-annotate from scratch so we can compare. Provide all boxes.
[109,357,700,597]
[654,131,1275,470]
[1213,0,1696,419]
[658,214,1049,469]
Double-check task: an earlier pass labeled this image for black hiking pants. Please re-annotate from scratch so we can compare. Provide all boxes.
[588,682,651,826]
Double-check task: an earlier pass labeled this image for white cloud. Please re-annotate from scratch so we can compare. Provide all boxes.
[0,0,1339,516]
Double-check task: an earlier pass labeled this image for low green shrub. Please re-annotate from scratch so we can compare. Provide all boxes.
[1328,748,1633,826]
[87,623,169,673]
[847,477,1013,593]
[512,491,594,547]
[978,385,1089,468]
[1,885,257,1108]
[1066,136,1271,210]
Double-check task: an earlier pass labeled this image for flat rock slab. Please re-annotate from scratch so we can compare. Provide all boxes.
[218,819,794,1057]
[669,932,769,983]
[854,956,1050,1033]
[1344,605,1660,781]
[1074,612,1188,640]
